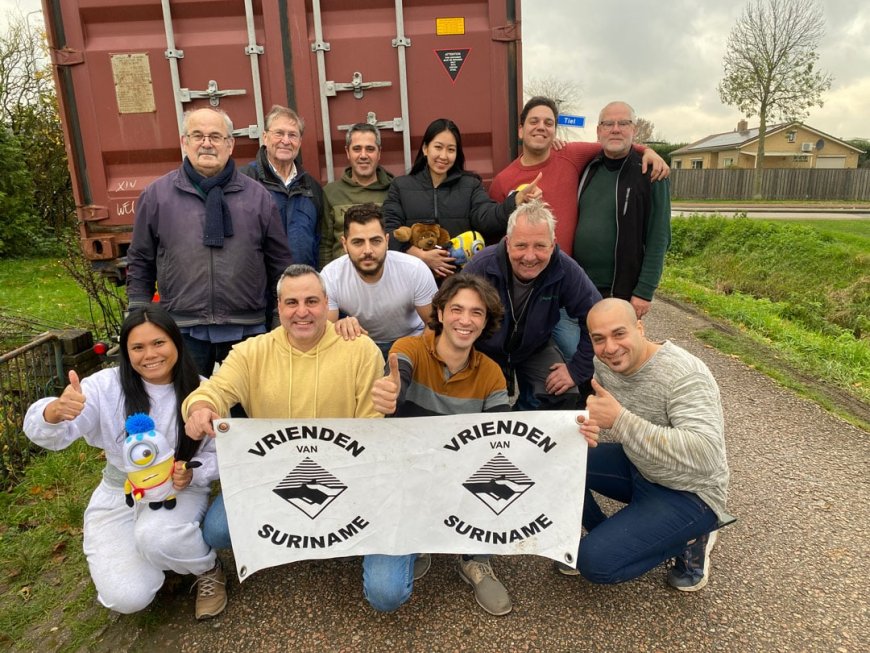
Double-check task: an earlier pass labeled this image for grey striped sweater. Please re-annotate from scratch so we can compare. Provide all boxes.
[595,341,733,526]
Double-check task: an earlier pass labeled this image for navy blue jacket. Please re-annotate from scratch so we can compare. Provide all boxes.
[241,146,324,269]
[463,240,602,384]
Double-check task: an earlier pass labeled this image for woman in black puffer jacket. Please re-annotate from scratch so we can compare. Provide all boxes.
[383,118,539,279]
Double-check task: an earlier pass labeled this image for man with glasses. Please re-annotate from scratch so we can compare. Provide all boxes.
[127,107,293,378]
[242,105,325,269]
[574,101,671,320]
[321,123,395,264]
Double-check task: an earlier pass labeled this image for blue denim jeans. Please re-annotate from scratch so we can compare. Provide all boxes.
[578,443,718,584]
[202,493,232,550]
[552,307,581,361]
[362,554,417,612]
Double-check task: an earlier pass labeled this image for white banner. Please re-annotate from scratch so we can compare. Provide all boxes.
[215,411,587,581]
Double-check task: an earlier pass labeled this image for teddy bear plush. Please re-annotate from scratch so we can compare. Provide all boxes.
[392,224,484,270]
[392,222,451,250]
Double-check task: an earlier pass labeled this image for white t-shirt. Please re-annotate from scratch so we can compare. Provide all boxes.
[321,251,437,343]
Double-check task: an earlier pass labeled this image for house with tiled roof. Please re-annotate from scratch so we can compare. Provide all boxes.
[670,120,862,170]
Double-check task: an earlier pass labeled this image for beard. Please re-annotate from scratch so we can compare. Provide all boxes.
[351,255,385,279]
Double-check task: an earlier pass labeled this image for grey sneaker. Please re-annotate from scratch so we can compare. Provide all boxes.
[193,558,227,619]
[668,530,718,592]
[413,553,431,581]
[554,560,580,576]
[457,556,512,616]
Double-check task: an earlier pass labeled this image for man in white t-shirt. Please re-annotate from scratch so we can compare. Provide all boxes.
[321,203,438,358]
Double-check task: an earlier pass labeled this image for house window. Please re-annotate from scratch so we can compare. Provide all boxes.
[786,131,797,143]
[691,159,703,170]
[673,160,682,169]
[723,157,734,167]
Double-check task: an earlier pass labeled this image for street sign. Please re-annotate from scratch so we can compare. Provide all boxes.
[557,114,585,128]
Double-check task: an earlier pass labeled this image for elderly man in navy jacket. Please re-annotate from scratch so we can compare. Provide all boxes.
[463,200,601,409]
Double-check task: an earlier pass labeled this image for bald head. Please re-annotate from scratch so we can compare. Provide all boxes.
[588,298,637,328]
[587,298,654,376]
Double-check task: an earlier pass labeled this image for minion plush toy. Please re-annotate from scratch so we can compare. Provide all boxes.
[123,413,179,510]
[444,230,485,269]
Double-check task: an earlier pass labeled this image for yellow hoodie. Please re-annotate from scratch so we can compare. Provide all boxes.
[182,325,383,420]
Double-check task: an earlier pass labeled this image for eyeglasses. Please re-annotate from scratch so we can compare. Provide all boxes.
[184,132,231,145]
[598,120,634,130]
[268,130,301,142]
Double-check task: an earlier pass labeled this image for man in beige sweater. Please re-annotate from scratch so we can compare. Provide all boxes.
[182,263,383,551]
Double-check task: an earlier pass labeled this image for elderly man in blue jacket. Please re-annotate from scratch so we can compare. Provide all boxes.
[241,105,324,269]
[463,200,601,409]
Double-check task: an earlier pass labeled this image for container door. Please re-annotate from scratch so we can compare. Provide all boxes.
[43,0,287,272]
[286,0,521,184]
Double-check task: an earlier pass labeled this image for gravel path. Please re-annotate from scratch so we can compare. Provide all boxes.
[99,298,869,653]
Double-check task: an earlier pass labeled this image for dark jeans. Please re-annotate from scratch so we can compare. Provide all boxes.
[182,335,237,379]
[512,340,580,411]
[578,442,718,584]
[183,334,249,417]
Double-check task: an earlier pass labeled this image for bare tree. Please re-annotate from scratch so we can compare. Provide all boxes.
[0,12,52,129]
[633,117,656,144]
[523,76,582,139]
[718,0,832,198]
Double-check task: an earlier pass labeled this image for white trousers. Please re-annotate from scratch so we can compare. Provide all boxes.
[82,479,215,614]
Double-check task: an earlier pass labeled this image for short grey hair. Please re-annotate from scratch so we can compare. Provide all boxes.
[345,122,382,148]
[598,101,637,123]
[265,105,305,133]
[276,264,325,296]
[181,108,233,136]
[506,199,556,242]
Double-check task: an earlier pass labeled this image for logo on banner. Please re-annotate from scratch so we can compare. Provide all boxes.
[272,457,347,519]
[462,453,534,515]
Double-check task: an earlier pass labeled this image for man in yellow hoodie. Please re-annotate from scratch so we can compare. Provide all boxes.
[182,263,383,552]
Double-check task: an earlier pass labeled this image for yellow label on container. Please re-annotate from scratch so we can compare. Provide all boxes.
[436,17,465,36]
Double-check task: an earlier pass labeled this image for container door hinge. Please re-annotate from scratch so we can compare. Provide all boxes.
[178,80,246,107]
[51,48,84,66]
[491,24,520,42]
[324,72,392,100]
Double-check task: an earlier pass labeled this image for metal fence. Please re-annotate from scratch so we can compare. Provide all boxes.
[0,333,65,484]
[670,168,870,201]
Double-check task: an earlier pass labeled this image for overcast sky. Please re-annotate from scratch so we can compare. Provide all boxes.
[522,0,869,143]
[4,0,867,144]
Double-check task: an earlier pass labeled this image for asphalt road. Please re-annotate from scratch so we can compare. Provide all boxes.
[93,298,869,653]
[672,205,870,220]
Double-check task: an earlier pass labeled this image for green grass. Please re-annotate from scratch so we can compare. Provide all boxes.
[0,258,96,328]
[662,216,870,409]
[0,441,110,651]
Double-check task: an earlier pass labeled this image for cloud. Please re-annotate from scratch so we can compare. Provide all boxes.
[522,0,870,143]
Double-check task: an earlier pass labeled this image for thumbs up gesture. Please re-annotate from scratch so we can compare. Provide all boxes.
[516,172,543,204]
[44,370,87,424]
[585,378,621,430]
[371,353,401,415]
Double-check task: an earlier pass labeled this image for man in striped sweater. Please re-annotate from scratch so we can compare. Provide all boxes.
[366,274,514,616]
[571,298,733,591]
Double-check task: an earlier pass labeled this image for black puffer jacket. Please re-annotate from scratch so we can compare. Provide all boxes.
[383,167,516,249]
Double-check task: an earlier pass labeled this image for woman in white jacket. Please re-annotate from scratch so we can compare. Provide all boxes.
[24,306,226,620]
